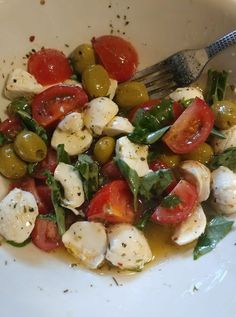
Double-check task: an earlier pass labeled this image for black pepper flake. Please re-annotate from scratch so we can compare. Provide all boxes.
[108,4,111,8]
[13,79,17,83]
[63,289,69,293]
[125,21,130,26]
[29,35,35,42]
[64,43,69,48]
[122,242,127,248]
[116,14,120,19]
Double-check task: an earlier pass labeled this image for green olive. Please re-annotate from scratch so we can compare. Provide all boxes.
[212,100,236,130]
[93,136,115,164]
[82,64,110,98]
[182,142,213,164]
[14,131,47,163]
[115,81,149,108]
[70,44,96,74]
[0,144,27,179]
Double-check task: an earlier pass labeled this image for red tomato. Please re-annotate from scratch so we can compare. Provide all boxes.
[101,160,124,180]
[36,185,54,213]
[163,98,214,154]
[33,148,57,180]
[31,217,61,252]
[87,180,135,224]
[149,158,168,171]
[128,99,161,122]
[0,116,22,139]
[28,48,72,85]
[92,35,138,82]
[11,178,52,214]
[32,84,88,127]
[151,180,198,225]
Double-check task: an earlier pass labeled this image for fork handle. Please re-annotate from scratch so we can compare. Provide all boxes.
[206,30,236,58]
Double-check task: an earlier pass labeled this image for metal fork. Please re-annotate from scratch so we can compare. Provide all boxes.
[133,30,236,98]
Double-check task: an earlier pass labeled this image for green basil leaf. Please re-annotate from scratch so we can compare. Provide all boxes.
[45,171,65,236]
[0,132,6,146]
[161,194,181,208]
[129,99,175,144]
[114,158,140,211]
[38,213,57,223]
[145,126,170,144]
[7,237,31,247]
[7,97,31,116]
[17,110,48,143]
[193,216,234,260]
[27,162,38,175]
[56,144,71,164]
[210,127,226,139]
[139,169,174,200]
[208,147,236,173]
[76,154,102,200]
[135,207,155,230]
[205,69,228,105]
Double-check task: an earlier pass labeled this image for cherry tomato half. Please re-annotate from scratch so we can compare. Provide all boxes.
[163,98,214,154]
[32,148,57,180]
[151,180,198,225]
[0,116,22,140]
[11,177,52,214]
[31,217,61,252]
[28,48,72,85]
[92,35,138,82]
[32,84,88,127]
[87,180,135,224]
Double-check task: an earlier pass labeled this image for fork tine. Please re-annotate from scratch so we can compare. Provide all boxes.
[132,60,168,81]
[147,80,177,94]
[143,70,174,87]
[149,87,175,99]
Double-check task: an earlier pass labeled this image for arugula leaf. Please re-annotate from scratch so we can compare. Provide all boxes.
[45,171,66,236]
[114,158,140,211]
[205,69,228,105]
[208,147,236,173]
[139,169,174,200]
[56,144,71,164]
[76,154,102,200]
[17,110,48,143]
[7,238,31,247]
[7,97,31,115]
[128,99,175,144]
[161,194,181,208]
[0,132,6,146]
[193,216,234,260]
[210,127,226,139]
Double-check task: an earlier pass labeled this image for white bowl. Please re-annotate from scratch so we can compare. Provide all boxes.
[0,1,236,316]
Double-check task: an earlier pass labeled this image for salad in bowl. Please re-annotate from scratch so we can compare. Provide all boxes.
[0,34,235,272]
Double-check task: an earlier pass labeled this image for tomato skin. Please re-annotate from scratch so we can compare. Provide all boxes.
[87,180,135,224]
[32,148,57,180]
[28,48,72,85]
[92,35,138,82]
[31,217,61,252]
[0,116,22,139]
[32,84,88,127]
[11,178,52,214]
[163,98,214,154]
[128,99,161,122]
[101,160,124,180]
[151,180,198,225]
